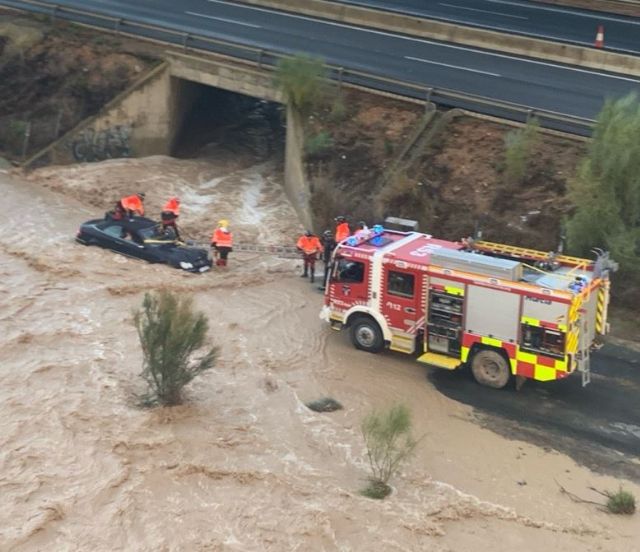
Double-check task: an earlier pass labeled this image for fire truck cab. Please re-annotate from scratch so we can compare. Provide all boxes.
[320,226,615,389]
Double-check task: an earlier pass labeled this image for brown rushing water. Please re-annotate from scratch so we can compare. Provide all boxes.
[0,158,638,551]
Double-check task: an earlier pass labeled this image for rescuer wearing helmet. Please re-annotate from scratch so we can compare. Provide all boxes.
[161,196,181,240]
[334,216,350,243]
[211,219,233,267]
[319,229,336,291]
[118,192,145,219]
[296,229,322,283]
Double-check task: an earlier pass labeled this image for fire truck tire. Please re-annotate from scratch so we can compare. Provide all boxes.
[350,317,384,353]
[470,349,511,389]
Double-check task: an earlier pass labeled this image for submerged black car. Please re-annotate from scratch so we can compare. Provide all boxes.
[76,216,212,273]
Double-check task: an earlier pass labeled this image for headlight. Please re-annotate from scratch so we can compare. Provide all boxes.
[180,262,194,270]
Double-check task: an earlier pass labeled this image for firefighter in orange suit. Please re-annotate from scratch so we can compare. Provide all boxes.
[334,216,350,243]
[211,220,233,266]
[118,192,145,218]
[296,230,322,283]
[161,196,181,240]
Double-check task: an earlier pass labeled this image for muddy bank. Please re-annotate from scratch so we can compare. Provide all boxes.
[1,158,638,551]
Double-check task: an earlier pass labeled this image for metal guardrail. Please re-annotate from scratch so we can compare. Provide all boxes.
[0,0,595,136]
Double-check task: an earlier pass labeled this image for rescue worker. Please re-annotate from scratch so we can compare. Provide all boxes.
[334,216,350,243]
[354,220,369,239]
[296,230,322,283]
[118,192,145,218]
[161,196,181,240]
[211,219,233,267]
[319,229,336,291]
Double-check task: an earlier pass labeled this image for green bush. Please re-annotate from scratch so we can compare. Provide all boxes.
[566,93,640,274]
[503,117,539,186]
[305,131,333,157]
[606,488,636,515]
[360,404,417,499]
[134,290,218,406]
[273,54,328,117]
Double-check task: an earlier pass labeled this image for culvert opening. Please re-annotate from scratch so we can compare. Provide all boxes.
[170,78,284,161]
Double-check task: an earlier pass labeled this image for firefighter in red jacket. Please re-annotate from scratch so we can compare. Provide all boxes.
[161,196,181,240]
[297,230,322,283]
[117,192,145,218]
[211,219,233,267]
[334,216,350,243]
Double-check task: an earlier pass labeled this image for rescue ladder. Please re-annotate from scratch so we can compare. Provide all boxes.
[475,241,591,268]
[184,241,302,259]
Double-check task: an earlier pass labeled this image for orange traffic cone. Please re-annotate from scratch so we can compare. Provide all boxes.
[594,25,604,48]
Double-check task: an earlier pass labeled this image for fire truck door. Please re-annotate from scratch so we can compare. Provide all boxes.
[382,268,421,332]
[332,257,369,304]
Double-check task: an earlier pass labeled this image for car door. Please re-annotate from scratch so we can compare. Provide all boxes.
[98,223,146,259]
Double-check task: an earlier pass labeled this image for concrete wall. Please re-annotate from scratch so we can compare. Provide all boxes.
[26,62,173,167]
[234,0,640,76]
[284,105,313,229]
[166,51,282,103]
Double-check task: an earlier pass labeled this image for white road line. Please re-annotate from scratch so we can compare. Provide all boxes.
[204,0,640,83]
[486,0,640,25]
[184,10,262,28]
[406,55,501,76]
[439,2,528,20]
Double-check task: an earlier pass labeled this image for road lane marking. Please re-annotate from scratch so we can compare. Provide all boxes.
[184,11,262,28]
[486,0,640,25]
[204,0,640,83]
[439,2,528,20]
[406,56,501,77]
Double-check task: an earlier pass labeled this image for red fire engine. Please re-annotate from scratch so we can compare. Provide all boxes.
[320,226,615,389]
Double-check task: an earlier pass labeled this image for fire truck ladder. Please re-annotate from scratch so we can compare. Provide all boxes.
[475,241,590,267]
[577,316,591,387]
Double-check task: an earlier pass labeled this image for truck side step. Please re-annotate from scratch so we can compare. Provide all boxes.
[390,334,415,353]
[417,352,461,370]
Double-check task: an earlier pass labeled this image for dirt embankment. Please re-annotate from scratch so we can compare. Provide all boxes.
[0,16,157,160]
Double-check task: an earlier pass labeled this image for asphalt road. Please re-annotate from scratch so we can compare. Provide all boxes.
[2,0,640,126]
[429,343,640,482]
[334,0,640,53]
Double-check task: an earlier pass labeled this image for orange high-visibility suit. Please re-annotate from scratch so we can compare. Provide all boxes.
[120,194,144,216]
[211,223,233,266]
[161,197,181,239]
[335,221,350,242]
[297,234,322,282]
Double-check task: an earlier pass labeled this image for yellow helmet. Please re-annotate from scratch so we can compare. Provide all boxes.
[218,219,229,228]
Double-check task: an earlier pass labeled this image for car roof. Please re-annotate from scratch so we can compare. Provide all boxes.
[98,216,157,230]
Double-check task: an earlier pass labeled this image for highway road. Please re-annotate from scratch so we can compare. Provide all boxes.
[429,343,640,482]
[335,0,640,53]
[2,0,640,129]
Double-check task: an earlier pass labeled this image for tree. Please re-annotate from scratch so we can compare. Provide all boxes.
[566,93,640,273]
[134,290,218,406]
[503,117,539,187]
[273,54,328,118]
[361,404,418,499]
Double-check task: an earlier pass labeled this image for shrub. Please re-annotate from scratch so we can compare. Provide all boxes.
[606,488,636,515]
[305,131,333,157]
[566,93,640,274]
[133,290,218,406]
[273,54,328,118]
[360,404,417,499]
[503,117,539,187]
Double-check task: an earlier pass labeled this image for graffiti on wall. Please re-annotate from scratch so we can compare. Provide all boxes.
[70,125,131,162]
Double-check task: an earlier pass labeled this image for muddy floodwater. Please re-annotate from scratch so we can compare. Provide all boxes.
[0,157,639,551]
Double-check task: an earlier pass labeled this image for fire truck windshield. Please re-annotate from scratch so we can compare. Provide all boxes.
[334,259,365,283]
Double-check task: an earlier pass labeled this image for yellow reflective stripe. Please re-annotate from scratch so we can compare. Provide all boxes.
[509,357,517,374]
[521,316,540,327]
[557,323,568,332]
[534,365,557,381]
[516,350,538,364]
[596,286,606,333]
[566,331,578,354]
[481,336,502,348]
[445,286,464,296]
[461,346,470,363]
[554,357,567,371]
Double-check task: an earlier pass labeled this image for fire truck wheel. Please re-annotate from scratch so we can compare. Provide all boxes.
[471,349,511,389]
[350,317,384,353]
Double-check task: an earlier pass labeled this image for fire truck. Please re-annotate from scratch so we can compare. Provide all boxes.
[320,225,616,389]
